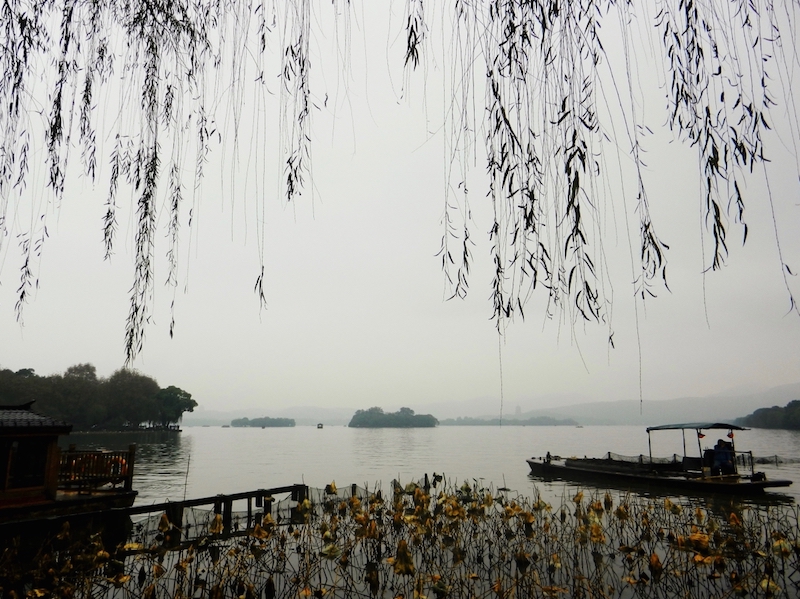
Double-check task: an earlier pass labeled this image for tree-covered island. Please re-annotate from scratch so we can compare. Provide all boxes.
[231,417,295,428]
[348,407,438,428]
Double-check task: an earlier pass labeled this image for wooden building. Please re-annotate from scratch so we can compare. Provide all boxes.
[0,401,71,508]
[0,402,136,527]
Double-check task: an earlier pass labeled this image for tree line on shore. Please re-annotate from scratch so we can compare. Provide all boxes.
[0,364,196,431]
[737,400,800,430]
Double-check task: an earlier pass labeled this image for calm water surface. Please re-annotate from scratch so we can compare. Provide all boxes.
[65,425,800,507]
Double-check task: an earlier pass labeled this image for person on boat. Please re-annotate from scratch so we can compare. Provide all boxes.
[712,439,735,476]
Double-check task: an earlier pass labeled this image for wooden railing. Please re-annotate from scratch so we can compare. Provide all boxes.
[58,445,136,492]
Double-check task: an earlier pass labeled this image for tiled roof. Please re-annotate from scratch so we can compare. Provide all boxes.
[0,402,72,433]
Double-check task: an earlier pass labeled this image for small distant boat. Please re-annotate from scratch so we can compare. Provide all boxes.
[527,422,792,495]
[317,423,324,429]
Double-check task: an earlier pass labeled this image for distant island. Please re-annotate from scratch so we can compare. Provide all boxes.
[231,416,295,427]
[348,407,438,428]
[439,416,578,426]
[737,400,800,430]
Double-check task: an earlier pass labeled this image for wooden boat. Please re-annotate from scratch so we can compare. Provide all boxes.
[526,422,792,495]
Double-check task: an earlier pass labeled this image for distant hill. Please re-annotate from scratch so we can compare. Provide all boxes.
[439,416,577,426]
[231,416,295,427]
[513,382,800,426]
[181,382,800,428]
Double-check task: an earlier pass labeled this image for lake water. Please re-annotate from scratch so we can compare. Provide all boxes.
[64,425,800,507]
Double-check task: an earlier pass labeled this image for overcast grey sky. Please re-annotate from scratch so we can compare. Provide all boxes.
[1,2,798,414]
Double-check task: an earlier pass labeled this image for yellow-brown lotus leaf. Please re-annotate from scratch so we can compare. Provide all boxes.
[364,560,388,597]
[729,512,742,527]
[153,564,165,579]
[695,507,705,524]
[773,539,792,557]
[108,574,130,588]
[689,532,709,551]
[320,544,341,560]
[649,553,663,575]
[533,498,550,511]
[467,504,485,520]
[393,540,415,576]
[209,514,224,535]
[250,524,269,540]
[444,503,466,520]
[451,546,466,565]
[692,554,714,566]
[589,523,605,544]
[759,578,782,595]
[158,513,171,532]
[573,491,584,504]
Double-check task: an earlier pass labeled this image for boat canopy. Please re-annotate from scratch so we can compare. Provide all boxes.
[646,422,748,433]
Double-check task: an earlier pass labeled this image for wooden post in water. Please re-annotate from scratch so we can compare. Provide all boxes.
[222,498,233,532]
[125,444,136,491]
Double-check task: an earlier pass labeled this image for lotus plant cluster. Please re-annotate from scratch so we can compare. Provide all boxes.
[3,479,799,598]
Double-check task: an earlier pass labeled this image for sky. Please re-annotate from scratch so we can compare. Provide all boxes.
[1,2,799,415]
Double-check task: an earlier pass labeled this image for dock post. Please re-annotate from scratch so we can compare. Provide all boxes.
[222,498,233,533]
[125,444,136,492]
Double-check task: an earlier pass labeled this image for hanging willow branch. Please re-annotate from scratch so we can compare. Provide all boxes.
[0,0,797,363]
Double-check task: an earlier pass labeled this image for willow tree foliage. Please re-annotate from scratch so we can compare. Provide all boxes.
[0,0,797,361]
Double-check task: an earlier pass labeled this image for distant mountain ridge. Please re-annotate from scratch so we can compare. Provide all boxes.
[181,382,800,427]
[512,382,800,426]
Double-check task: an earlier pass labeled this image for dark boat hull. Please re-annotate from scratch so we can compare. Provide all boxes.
[527,458,792,495]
